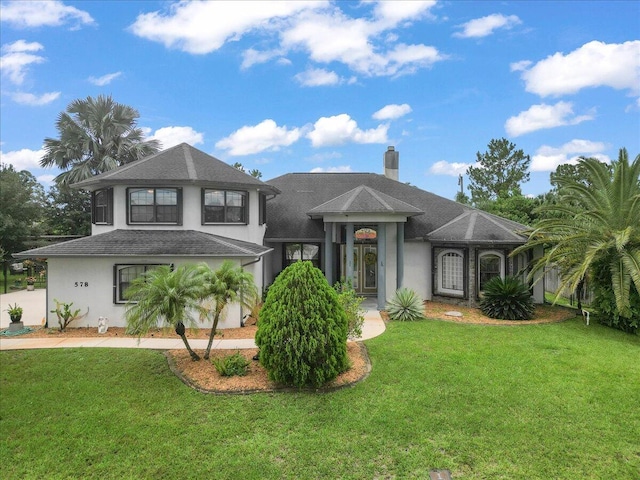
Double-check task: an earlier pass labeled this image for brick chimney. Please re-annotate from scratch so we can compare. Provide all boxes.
[384,146,399,181]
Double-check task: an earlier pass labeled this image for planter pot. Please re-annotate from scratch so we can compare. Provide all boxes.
[26,285,35,291]
[10,314,22,323]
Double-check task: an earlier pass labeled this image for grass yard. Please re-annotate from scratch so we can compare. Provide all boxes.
[1,317,638,479]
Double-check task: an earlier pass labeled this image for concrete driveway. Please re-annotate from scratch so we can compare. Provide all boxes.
[0,288,46,329]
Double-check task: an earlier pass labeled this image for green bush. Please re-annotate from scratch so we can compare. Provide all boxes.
[334,280,365,339]
[386,288,424,321]
[255,261,349,388]
[479,276,534,320]
[212,352,250,377]
[591,264,639,334]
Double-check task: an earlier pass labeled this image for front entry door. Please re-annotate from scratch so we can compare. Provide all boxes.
[343,244,377,295]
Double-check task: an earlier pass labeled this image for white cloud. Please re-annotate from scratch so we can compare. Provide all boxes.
[0,148,45,171]
[241,48,283,69]
[88,72,122,86]
[130,1,444,78]
[429,160,476,176]
[0,0,95,29]
[510,60,531,72]
[216,119,301,156]
[0,40,45,85]
[148,126,204,149]
[37,174,56,186]
[372,103,412,120]
[306,114,388,147]
[505,101,594,136]
[130,1,324,55]
[517,40,640,97]
[10,91,60,106]
[530,139,609,172]
[310,165,353,173]
[453,13,521,38]
[294,67,341,86]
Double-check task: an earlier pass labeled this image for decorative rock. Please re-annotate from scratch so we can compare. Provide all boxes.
[8,321,25,332]
[444,311,463,318]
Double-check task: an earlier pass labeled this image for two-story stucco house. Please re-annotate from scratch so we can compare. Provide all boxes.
[16,143,543,328]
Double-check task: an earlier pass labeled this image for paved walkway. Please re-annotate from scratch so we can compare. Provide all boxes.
[0,289,385,351]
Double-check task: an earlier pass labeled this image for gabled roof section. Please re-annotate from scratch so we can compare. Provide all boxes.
[72,143,279,194]
[427,210,527,244]
[307,185,423,217]
[14,230,272,258]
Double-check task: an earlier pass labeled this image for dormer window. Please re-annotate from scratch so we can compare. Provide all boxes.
[202,189,247,224]
[92,188,113,225]
[127,188,182,224]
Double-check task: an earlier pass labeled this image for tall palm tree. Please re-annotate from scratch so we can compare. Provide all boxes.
[199,261,258,360]
[124,264,206,361]
[516,148,640,318]
[40,95,160,186]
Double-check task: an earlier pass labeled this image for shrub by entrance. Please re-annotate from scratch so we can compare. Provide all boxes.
[255,261,349,387]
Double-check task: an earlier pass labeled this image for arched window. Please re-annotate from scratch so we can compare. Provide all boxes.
[437,249,464,295]
[478,251,505,291]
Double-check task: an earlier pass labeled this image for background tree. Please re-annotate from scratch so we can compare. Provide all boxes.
[124,264,206,361]
[232,162,262,179]
[44,185,91,236]
[0,164,46,259]
[516,149,640,331]
[467,138,531,206]
[40,95,160,186]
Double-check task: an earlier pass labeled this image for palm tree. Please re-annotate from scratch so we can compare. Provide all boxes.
[40,95,160,186]
[516,148,640,318]
[199,261,258,360]
[124,264,206,361]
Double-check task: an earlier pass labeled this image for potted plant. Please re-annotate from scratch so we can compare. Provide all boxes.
[26,276,36,291]
[6,303,23,323]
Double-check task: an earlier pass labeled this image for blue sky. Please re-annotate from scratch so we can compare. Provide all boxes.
[1,0,638,200]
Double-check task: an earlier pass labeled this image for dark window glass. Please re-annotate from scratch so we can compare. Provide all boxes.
[203,190,247,223]
[129,188,179,224]
[284,243,320,268]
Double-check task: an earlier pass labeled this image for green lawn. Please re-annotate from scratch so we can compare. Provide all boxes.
[1,318,638,479]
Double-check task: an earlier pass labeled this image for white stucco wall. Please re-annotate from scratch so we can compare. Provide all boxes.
[91,185,266,244]
[403,241,431,301]
[46,256,262,330]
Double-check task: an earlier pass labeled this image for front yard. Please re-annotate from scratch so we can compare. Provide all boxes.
[1,316,638,479]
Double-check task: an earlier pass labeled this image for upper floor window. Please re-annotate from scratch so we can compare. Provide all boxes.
[478,250,505,292]
[437,249,464,296]
[203,189,247,224]
[92,188,113,225]
[128,188,181,224]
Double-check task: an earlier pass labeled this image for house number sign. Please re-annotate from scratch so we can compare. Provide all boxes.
[74,282,89,287]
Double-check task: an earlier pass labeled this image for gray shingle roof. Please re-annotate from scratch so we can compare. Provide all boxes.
[307,185,424,217]
[265,173,526,244]
[427,211,527,244]
[14,230,272,258]
[72,143,279,194]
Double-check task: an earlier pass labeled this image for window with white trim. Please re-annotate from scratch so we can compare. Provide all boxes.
[437,249,464,295]
[478,251,505,291]
[284,243,320,268]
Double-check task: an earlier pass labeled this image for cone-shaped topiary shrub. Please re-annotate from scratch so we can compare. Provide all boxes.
[479,276,535,320]
[255,261,349,387]
[385,288,424,321]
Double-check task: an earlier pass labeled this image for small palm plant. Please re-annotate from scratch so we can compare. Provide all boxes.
[125,264,206,361]
[479,276,534,320]
[386,288,424,321]
[198,261,258,360]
